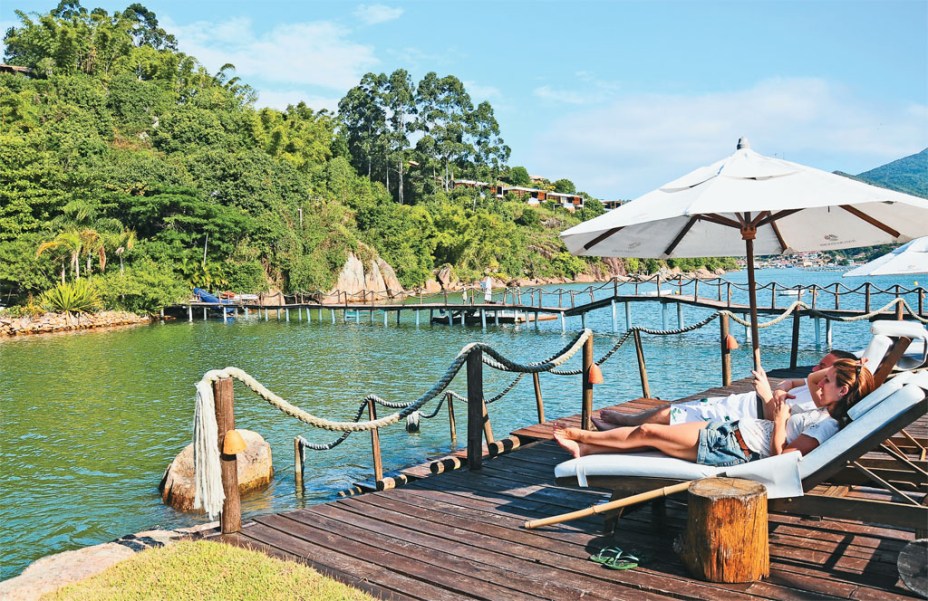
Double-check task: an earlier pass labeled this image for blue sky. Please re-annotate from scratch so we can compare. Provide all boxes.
[3,0,926,199]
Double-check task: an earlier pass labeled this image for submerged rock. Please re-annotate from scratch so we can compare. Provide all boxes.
[159,429,273,512]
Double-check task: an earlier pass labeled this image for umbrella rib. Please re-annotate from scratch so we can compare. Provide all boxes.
[768,218,788,253]
[840,205,901,238]
[664,216,698,256]
[698,214,741,229]
[583,226,623,251]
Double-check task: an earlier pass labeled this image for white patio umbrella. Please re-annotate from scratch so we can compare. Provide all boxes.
[561,138,928,369]
[843,237,928,277]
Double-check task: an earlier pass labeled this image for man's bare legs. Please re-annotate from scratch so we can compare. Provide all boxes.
[593,405,672,430]
[553,422,704,461]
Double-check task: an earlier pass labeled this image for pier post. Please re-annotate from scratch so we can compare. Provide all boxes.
[581,313,586,329]
[396,310,401,326]
[264,307,269,321]
[330,309,335,324]
[298,306,302,322]
[814,317,821,347]
[318,307,322,321]
[625,302,631,329]
[633,329,651,398]
[677,302,684,329]
[293,437,304,492]
[276,308,281,321]
[245,307,249,318]
[560,313,565,333]
[367,399,383,483]
[495,311,499,326]
[285,308,289,322]
[467,348,485,471]
[481,309,486,330]
[357,309,361,325]
[460,310,465,326]
[720,314,732,386]
[385,311,389,327]
[447,311,452,326]
[214,377,241,534]
[833,283,840,310]
[864,283,871,314]
[203,307,207,321]
[188,305,192,322]
[416,309,420,328]
[825,318,832,349]
[790,311,801,369]
[446,393,457,441]
[611,300,618,333]
[582,336,594,430]
[662,303,669,331]
[533,373,545,424]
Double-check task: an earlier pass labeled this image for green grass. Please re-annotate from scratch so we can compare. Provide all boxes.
[42,540,377,601]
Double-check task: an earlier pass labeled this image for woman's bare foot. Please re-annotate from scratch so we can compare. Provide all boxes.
[553,424,582,459]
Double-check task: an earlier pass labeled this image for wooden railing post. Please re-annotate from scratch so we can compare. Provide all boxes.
[833,283,840,310]
[533,372,546,424]
[720,313,732,386]
[214,377,241,534]
[864,283,871,314]
[467,349,484,471]
[367,398,383,483]
[582,336,593,430]
[633,329,651,398]
[790,309,801,370]
[446,393,457,441]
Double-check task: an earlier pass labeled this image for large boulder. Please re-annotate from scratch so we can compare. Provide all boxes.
[334,253,406,301]
[159,429,273,512]
[435,265,456,289]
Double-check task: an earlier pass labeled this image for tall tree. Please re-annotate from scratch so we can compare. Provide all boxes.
[338,72,388,179]
[384,69,415,203]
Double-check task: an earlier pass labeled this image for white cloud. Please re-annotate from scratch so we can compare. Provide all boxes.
[354,4,403,26]
[533,85,588,106]
[169,18,378,91]
[526,77,928,199]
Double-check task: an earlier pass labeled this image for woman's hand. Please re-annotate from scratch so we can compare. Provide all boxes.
[772,395,790,423]
[752,367,773,404]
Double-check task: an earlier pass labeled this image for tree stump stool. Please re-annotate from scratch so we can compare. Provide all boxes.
[679,477,769,583]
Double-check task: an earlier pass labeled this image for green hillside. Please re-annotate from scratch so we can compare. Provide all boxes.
[856,148,928,198]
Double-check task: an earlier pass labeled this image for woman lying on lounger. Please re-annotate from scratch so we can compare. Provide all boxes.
[554,359,874,467]
[593,350,857,430]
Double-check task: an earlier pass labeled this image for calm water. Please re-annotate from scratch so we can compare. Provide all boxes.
[1,269,922,579]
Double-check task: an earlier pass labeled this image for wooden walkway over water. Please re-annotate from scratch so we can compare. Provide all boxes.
[208,369,926,600]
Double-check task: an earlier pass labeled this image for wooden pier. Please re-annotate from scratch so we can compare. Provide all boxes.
[208,369,927,600]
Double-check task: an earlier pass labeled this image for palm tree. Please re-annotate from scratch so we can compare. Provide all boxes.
[79,228,104,276]
[36,231,83,281]
[112,229,137,273]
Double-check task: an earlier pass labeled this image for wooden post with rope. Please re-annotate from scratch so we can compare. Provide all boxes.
[467,348,484,471]
[214,377,241,534]
[633,329,650,398]
[582,336,593,430]
[720,313,732,386]
[367,398,383,483]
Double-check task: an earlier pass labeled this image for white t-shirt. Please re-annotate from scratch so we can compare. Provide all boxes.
[669,381,816,425]
[737,409,839,458]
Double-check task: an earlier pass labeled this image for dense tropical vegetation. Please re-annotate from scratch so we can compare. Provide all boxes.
[0,2,739,316]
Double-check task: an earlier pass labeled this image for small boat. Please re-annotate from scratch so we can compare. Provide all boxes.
[777,288,805,297]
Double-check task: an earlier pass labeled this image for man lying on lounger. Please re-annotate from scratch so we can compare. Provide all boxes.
[593,350,857,430]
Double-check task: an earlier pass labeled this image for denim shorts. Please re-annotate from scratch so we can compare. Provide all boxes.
[696,421,752,467]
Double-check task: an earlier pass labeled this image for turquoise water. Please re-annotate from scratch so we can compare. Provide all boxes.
[0,269,922,579]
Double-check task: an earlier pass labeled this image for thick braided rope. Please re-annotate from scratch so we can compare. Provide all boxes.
[480,329,592,372]
[722,298,926,328]
[192,379,223,519]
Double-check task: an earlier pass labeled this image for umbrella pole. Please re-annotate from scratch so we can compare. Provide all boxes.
[745,235,762,370]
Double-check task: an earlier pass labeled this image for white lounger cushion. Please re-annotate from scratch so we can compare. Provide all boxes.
[554,381,926,497]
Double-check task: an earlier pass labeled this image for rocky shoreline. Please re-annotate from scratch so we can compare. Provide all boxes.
[0,311,152,337]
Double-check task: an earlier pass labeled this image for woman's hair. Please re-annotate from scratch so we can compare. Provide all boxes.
[829,349,857,361]
[829,358,875,427]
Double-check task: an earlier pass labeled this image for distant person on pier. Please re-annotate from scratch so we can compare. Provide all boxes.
[593,350,856,430]
[482,276,493,303]
[556,358,873,466]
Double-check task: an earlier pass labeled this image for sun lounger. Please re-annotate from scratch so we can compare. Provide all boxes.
[554,324,928,532]
[555,372,927,531]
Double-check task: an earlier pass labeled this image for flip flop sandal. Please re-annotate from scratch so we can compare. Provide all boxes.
[603,557,638,570]
[589,546,623,565]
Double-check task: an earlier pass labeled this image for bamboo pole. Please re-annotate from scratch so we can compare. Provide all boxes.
[533,372,545,424]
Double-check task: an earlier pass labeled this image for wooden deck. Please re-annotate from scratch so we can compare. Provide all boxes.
[210,370,926,600]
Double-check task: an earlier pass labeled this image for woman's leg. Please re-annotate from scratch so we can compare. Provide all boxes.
[554,422,706,461]
[596,406,672,428]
